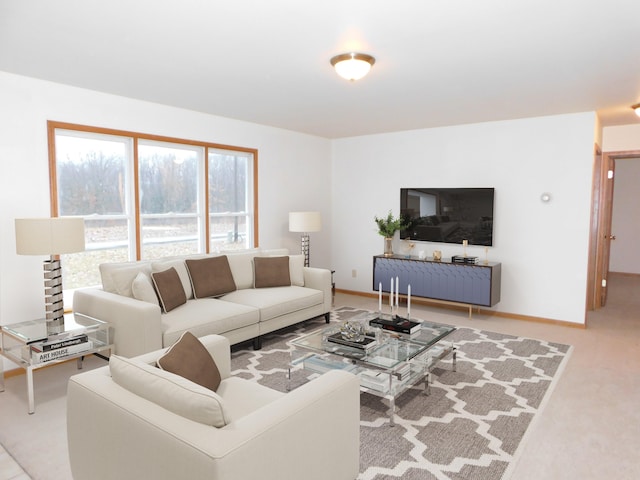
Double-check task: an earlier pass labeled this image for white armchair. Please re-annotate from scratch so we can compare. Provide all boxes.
[67,334,360,480]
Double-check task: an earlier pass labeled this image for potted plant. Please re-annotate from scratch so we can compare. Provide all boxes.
[374,211,409,257]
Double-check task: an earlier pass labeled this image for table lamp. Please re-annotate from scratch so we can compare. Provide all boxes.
[289,211,321,267]
[15,217,85,329]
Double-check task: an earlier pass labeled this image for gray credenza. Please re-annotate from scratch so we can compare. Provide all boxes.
[373,255,501,307]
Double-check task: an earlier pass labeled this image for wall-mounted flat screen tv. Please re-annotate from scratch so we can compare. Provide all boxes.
[400,187,495,246]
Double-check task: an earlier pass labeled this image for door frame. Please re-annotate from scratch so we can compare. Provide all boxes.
[587,148,640,317]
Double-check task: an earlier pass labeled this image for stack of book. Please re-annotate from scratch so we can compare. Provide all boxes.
[28,334,93,363]
[395,363,412,380]
[326,332,377,352]
[369,316,421,335]
[359,371,394,393]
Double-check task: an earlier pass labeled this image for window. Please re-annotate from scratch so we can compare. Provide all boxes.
[48,121,257,296]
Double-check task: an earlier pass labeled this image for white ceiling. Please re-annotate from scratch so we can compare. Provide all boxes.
[2,0,640,139]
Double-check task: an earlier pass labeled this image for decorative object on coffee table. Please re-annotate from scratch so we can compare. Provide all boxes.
[374,210,408,257]
[340,320,366,342]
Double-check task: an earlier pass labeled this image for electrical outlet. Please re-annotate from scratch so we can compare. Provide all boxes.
[352,269,357,278]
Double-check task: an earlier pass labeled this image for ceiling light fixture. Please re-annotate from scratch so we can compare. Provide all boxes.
[330,53,375,81]
[631,103,640,117]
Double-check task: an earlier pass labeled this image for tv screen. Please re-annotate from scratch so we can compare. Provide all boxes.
[400,187,495,246]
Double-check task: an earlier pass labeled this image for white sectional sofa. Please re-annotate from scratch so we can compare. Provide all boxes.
[73,249,332,358]
[67,334,361,480]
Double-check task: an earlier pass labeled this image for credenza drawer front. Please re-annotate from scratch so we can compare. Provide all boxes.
[373,256,500,307]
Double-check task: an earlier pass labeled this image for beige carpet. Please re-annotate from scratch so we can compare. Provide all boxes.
[232,309,572,480]
[0,355,106,480]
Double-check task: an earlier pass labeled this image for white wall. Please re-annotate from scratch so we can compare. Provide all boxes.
[0,69,604,337]
[0,71,332,326]
[602,124,640,151]
[331,113,597,325]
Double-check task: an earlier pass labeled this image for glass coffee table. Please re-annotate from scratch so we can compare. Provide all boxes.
[0,313,112,414]
[288,312,456,426]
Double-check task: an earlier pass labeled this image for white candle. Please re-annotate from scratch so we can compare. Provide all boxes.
[407,284,411,316]
[395,277,399,307]
[378,282,382,311]
[390,278,393,307]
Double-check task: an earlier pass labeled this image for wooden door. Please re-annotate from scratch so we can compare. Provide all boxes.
[589,149,640,311]
[599,156,616,306]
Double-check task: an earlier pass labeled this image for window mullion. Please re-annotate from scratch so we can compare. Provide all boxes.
[132,137,141,260]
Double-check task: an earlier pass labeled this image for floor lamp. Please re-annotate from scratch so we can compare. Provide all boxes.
[289,212,321,267]
[15,217,85,331]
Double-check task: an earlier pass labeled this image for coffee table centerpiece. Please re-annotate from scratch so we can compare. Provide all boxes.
[288,311,456,426]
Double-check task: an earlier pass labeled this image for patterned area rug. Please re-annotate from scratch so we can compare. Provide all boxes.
[230,307,572,480]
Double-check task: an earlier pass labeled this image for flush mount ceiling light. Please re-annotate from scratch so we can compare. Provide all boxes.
[632,103,640,117]
[330,52,375,81]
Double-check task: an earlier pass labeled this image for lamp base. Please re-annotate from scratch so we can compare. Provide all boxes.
[46,317,65,334]
[300,233,310,267]
[43,256,65,329]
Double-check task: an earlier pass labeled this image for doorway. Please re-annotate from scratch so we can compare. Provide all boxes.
[588,149,640,314]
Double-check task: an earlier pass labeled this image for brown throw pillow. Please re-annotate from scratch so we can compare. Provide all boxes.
[157,331,222,392]
[185,256,236,299]
[151,267,187,313]
[254,256,291,288]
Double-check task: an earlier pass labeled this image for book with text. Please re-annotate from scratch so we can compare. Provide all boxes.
[38,334,89,352]
[31,341,94,363]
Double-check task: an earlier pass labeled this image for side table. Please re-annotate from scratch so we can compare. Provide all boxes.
[0,312,112,414]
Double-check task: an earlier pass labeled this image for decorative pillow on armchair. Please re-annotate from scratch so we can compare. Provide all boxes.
[157,331,222,392]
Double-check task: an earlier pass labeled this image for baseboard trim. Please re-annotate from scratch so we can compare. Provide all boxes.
[334,288,585,329]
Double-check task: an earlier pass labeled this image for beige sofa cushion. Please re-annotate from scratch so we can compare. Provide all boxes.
[161,298,260,346]
[289,255,305,287]
[109,354,230,427]
[226,252,259,289]
[131,272,159,305]
[100,262,152,297]
[222,286,323,322]
[185,256,236,299]
[157,331,222,391]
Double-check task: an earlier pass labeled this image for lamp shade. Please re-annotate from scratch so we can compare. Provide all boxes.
[15,217,85,255]
[289,212,322,233]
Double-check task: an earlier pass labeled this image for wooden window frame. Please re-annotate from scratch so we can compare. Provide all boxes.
[47,120,259,260]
